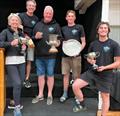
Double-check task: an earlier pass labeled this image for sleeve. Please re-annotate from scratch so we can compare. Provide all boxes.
[32,22,41,42]
[0,30,11,48]
[55,23,63,42]
[113,41,120,57]
[80,25,85,37]
[56,24,62,37]
[18,13,24,24]
[87,42,94,53]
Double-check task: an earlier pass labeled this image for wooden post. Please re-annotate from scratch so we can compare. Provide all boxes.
[0,48,6,116]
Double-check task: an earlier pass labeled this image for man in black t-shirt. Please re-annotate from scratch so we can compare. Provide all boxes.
[19,0,39,88]
[72,22,120,116]
[60,10,86,103]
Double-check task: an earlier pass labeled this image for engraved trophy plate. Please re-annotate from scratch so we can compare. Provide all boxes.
[62,39,82,57]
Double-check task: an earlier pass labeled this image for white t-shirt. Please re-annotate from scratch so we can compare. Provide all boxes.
[5,56,25,65]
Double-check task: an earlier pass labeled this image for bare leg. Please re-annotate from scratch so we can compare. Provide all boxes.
[47,76,54,97]
[101,92,110,116]
[60,74,70,102]
[38,76,45,97]
[26,61,31,80]
[72,79,88,101]
[63,74,70,94]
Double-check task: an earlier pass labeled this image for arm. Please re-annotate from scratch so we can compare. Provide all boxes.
[0,30,11,48]
[80,25,86,51]
[81,36,86,51]
[32,22,43,40]
[97,56,120,72]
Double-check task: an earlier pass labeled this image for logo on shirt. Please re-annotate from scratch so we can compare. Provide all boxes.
[48,27,54,32]
[31,20,36,26]
[103,46,110,52]
[72,29,77,35]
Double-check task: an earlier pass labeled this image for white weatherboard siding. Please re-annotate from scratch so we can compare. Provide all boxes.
[109,0,120,44]
[101,0,109,22]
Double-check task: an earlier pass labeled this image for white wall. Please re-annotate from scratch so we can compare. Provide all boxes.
[109,0,120,44]
[109,0,120,25]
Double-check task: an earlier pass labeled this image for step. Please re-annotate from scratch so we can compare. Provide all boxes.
[6,74,98,98]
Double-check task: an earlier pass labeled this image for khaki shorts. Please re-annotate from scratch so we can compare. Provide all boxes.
[27,47,34,61]
[62,56,81,79]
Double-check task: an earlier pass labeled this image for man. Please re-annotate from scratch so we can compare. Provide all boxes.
[32,5,62,105]
[19,0,39,88]
[72,22,120,116]
[60,10,86,103]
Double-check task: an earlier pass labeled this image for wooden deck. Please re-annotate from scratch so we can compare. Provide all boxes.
[97,110,120,116]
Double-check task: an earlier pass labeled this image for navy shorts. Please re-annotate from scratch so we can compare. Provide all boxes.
[80,70,113,93]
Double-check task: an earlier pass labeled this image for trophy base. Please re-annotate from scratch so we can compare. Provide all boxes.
[49,48,58,53]
[92,64,98,70]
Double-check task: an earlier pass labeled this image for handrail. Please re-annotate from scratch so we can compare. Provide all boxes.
[0,48,6,116]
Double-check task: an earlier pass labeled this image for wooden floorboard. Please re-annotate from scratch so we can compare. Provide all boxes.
[97,110,120,116]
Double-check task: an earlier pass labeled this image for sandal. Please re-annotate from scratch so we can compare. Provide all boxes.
[60,96,67,103]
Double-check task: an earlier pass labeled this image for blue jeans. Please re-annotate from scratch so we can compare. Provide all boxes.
[35,58,56,77]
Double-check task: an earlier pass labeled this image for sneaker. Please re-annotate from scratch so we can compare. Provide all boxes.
[9,105,23,110]
[60,96,67,103]
[8,100,15,109]
[32,96,44,104]
[73,100,87,112]
[75,97,80,105]
[8,101,23,110]
[13,106,22,116]
[16,105,23,110]
[23,80,31,88]
[8,104,15,109]
[47,96,53,105]
[73,104,86,112]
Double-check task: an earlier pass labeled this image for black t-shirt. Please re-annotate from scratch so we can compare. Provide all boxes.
[19,12,39,37]
[62,24,85,57]
[88,39,120,81]
[62,24,85,41]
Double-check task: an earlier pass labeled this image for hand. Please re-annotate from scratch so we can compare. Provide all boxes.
[35,32,43,39]
[25,34,30,39]
[20,37,27,44]
[55,40,60,47]
[11,39,19,46]
[97,66,106,72]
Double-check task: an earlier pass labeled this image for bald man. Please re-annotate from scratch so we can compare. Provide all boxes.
[32,6,62,105]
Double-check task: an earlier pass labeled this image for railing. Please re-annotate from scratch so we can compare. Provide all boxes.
[0,48,6,116]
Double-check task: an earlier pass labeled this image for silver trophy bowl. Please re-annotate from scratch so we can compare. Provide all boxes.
[46,34,60,53]
[84,52,100,70]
